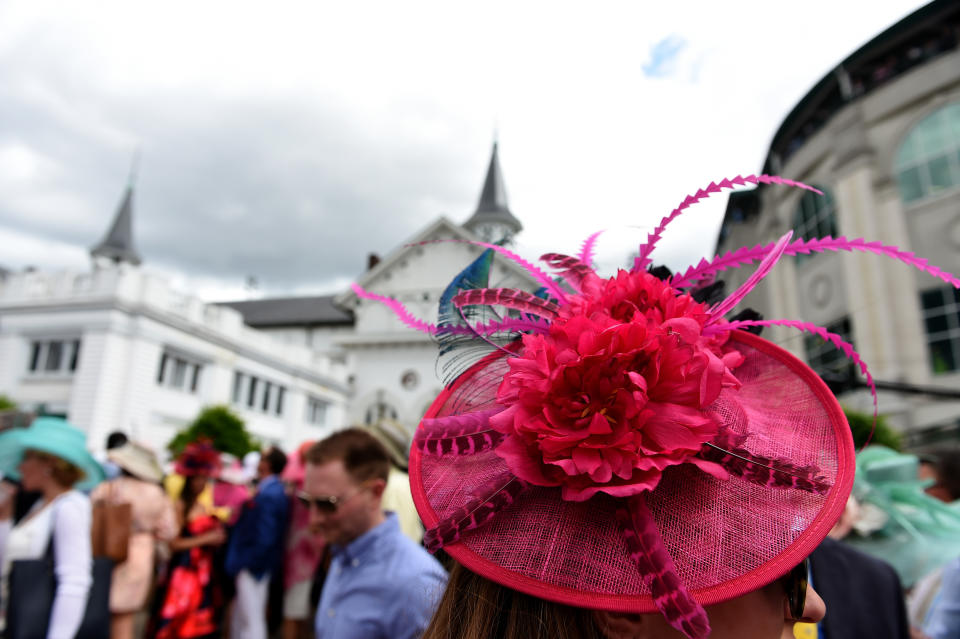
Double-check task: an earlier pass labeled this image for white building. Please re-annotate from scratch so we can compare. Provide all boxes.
[220,142,537,433]
[0,143,534,453]
[715,0,960,447]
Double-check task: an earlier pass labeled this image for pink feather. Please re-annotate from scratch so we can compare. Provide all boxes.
[411,239,569,304]
[423,475,530,553]
[465,316,551,336]
[539,253,601,294]
[699,431,831,494]
[672,236,960,290]
[706,231,792,323]
[454,288,560,319]
[416,408,505,457]
[351,284,438,334]
[578,230,604,265]
[616,495,710,639]
[632,174,821,272]
[715,318,878,447]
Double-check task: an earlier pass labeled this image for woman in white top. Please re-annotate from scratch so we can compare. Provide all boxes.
[0,417,106,639]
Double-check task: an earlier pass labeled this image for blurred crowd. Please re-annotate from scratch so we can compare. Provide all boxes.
[0,417,441,639]
[2,412,960,639]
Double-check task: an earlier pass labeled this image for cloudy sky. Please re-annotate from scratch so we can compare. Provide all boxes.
[0,0,927,300]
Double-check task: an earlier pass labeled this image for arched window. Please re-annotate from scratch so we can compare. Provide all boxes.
[896,102,960,204]
[792,188,838,264]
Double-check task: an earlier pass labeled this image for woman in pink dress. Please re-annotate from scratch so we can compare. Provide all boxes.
[90,441,177,639]
[281,441,324,639]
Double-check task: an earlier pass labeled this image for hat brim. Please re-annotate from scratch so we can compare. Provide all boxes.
[411,330,854,612]
[0,429,105,491]
[107,449,164,483]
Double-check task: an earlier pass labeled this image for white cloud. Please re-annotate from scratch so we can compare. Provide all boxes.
[0,0,928,297]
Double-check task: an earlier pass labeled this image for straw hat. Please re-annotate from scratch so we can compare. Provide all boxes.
[108,441,164,483]
[350,174,895,638]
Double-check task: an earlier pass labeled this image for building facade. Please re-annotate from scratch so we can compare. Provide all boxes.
[0,142,531,455]
[716,0,960,445]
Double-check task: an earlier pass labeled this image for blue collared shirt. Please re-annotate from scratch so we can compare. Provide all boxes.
[924,557,960,639]
[314,512,447,639]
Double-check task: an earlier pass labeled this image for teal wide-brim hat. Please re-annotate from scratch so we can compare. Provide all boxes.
[0,417,105,491]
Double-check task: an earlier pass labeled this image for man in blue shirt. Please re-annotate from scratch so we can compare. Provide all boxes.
[226,446,290,639]
[303,428,447,639]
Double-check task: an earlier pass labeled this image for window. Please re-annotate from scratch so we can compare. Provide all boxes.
[156,350,203,393]
[921,286,960,374]
[306,396,329,426]
[896,103,960,204]
[364,398,398,425]
[792,188,838,265]
[232,371,286,416]
[27,339,81,375]
[803,317,856,382]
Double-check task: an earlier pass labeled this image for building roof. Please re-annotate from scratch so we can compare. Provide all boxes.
[90,185,142,265]
[463,142,523,233]
[218,295,354,328]
[762,0,959,173]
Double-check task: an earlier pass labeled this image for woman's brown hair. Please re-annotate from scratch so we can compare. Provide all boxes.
[29,450,85,487]
[422,561,605,639]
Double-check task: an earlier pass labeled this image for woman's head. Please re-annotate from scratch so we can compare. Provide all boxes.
[0,417,104,492]
[424,562,825,639]
[174,439,221,480]
[18,449,85,490]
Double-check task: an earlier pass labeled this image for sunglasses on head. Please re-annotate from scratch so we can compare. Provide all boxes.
[296,488,362,514]
[783,557,810,621]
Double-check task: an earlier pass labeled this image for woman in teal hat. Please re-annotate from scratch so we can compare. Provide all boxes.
[0,416,105,637]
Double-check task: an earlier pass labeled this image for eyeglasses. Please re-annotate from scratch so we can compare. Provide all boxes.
[783,557,810,621]
[296,488,363,514]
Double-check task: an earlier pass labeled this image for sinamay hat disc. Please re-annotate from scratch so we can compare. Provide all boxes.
[410,330,855,612]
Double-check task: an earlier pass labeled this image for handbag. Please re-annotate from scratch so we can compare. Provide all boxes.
[5,506,112,639]
[91,482,132,562]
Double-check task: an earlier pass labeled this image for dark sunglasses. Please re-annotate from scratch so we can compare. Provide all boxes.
[296,489,362,514]
[783,557,810,621]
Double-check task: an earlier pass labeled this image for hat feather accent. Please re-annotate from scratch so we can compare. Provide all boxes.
[633,174,821,272]
[415,409,505,457]
[453,288,560,320]
[578,230,604,265]
[416,239,569,303]
[616,494,710,639]
[699,431,831,495]
[540,253,602,295]
[706,231,792,323]
[423,474,530,553]
[672,236,960,289]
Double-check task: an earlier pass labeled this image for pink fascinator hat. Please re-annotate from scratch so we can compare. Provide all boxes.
[354,173,960,639]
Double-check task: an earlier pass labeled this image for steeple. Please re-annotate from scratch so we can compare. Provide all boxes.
[463,142,523,245]
[91,160,142,266]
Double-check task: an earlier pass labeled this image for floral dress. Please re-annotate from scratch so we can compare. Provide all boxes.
[152,513,223,639]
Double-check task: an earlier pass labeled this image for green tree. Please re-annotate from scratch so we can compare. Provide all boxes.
[0,395,16,411]
[168,405,259,458]
[844,408,901,451]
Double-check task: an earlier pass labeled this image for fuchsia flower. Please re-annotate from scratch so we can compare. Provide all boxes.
[491,269,744,500]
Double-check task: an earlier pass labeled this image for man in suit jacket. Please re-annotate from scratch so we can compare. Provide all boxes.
[810,536,910,639]
[226,447,289,639]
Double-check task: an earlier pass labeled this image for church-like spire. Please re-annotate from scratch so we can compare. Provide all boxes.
[463,142,523,244]
[91,158,142,266]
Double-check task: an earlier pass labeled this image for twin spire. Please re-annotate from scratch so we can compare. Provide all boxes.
[90,156,142,266]
[463,141,524,243]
